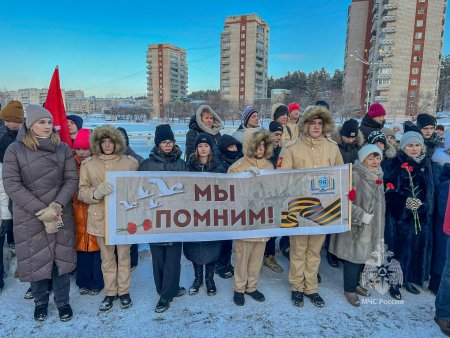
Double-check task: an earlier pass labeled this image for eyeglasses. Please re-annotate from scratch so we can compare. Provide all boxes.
[160,141,175,146]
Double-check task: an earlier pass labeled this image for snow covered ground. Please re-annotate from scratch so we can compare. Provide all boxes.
[0,245,444,337]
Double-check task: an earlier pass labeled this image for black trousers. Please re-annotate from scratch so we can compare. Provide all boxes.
[31,263,70,308]
[264,237,276,256]
[0,220,13,289]
[343,260,363,292]
[150,243,182,300]
[76,251,104,291]
[130,244,139,268]
[217,240,233,267]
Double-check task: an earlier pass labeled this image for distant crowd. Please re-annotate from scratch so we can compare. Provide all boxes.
[0,99,449,336]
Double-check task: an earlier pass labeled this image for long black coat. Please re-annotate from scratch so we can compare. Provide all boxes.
[432,164,450,276]
[185,114,221,161]
[382,150,434,285]
[183,157,225,265]
[359,114,384,141]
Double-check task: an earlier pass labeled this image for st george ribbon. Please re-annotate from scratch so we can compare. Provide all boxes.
[106,165,351,245]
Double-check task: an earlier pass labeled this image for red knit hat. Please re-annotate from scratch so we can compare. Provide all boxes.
[73,128,91,150]
[367,103,386,118]
[288,102,300,113]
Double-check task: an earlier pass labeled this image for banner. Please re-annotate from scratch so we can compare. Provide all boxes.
[106,165,351,244]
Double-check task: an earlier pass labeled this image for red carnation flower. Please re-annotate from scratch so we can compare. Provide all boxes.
[143,219,152,231]
[127,222,137,234]
[375,180,383,185]
[401,162,409,169]
[407,166,414,172]
[348,189,356,202]
[386,183,395,190]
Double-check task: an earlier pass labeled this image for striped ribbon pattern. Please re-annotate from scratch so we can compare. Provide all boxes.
[281,196,341,227]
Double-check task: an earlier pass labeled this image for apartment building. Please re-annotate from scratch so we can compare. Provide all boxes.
[343,0,447,117]
[220,14,269,108]
[146,43,188,118]
[0,88,67,109]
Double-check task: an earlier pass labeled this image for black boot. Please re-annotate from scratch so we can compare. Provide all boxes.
[189,264,203,295]
[205,263,217,296]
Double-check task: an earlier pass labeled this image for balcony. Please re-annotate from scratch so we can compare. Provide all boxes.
[374,95,389,102]
[222,53,230,58]
[382,15,396,22]
[378,74,391,79]
[222,59,230,65]
[370,35,376,44]
[222,68,230,73]
[382,26,397,33]
[384,4,398,10]
[222,45,230,50]
[377,84,390,91]
[380,51,394,57]
[380,39,395,45]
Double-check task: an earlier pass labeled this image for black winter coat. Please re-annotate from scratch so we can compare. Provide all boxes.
[185,115,221,161]
[338,143,359,165]
[214,142,243,171]
[269,145,282,168]
[359,114,384,141]
[382,150,434,285]
[138,145,185,245]
[0,126,18,163]
[431,164,450,276]
[183,157,225,265]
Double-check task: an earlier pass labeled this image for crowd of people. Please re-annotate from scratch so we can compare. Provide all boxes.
[0,99,449,336]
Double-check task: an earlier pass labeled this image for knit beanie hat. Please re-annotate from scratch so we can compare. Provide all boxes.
[340,119,359,137]
[367,103,386,118]
[269,121,283,133]
[272,104,289,121]
[154,124,175,146]
[436,125,445,132]
[288,102,300,113]
[73,128,91,150]
[358,144,383,162]
[367,130,387,148]
[403,121,421,134]
[0,100,25,123]
[218,134,239,151]
[67,114,84,131]
[117,127,130,146]
[400,131,424,150]
[241,106,258,127]
[25,104,53,129]
[381,127,395,138]
[416,113,437,129]
[315,100,330,110]
[194,132,213,150]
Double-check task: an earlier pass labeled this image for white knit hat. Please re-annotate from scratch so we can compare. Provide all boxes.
[400,131,424,150]
[358,144,383,162]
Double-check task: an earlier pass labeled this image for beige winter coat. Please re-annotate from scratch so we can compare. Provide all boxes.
[228,129,273,242]
[78,125,138,237]
[329,161,386,264]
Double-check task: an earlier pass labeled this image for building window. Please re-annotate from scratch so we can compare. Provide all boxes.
[411,79,418,86]
[240,41,246,46]
[412,67,420,74]
[414,44,422,51]
[416,20,424,27]
[241,34,246,38]
[378,67,392,75]
[241,57,245,62]
[240,64,244,69]
[413,56,421,62]
[415,32,423,39]
[240,95,244,100]
[418,0,425,2]
[240,87,244,92]
[241,49,245,54]
[241,25,245,31]
[240,72,244,76]
[418,8,425,14]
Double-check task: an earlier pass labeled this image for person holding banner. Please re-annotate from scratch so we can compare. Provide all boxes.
[184,133,225,296]
[329,144,385,307]
[280,105,343,308]
[78,125,139,312]
[228,128,273,306]
[138,124,186,313]
[2,105,78,322]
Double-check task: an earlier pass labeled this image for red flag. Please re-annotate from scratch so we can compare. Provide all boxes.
[45,66,72,148]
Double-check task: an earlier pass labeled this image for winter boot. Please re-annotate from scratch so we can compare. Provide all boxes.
[205,264,217,296]
[58,304,73,322]
[189,264,203,295]
[34,304,48,322]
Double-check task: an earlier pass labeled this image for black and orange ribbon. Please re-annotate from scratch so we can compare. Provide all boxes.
[281,196,341,227]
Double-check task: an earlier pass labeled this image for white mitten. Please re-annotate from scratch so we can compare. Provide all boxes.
[246,166,260,175]
[93,182,114,200]
[361,212,374,225]
[35,207,58,222]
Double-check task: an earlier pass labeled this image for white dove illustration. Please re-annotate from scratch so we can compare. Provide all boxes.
[147,178,184,196]
[119,200,139,210]
[148,198,161,209]
[136,186,153,199]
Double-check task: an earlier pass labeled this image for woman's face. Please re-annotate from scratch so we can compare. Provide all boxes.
[31,118,53,138]
[158,140,174,154]
[363,153,381,171]
[197,143,211,158]
[404,143,422,158]
[75,148,91,159]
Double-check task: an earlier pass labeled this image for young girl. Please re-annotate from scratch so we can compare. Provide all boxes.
[138,124,186,313]
[329,144,385,306]
[184,133,225,296]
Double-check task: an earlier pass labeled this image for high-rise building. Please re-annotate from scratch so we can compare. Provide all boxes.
[146,43,188,118]
[343,0,447,117]
[220,14,269,108]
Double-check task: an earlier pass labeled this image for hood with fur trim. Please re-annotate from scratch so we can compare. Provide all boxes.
[242,128,273,159]
[190,104,223,135]
[298,105,335,137]
[90,124,126,156]
[331,126,365,147]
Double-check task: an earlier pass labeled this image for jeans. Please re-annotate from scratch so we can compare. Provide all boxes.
[436,236,450,320]
[0,219,13,289]
[31,263,70,308]
[76,251,104,291]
